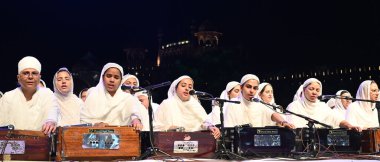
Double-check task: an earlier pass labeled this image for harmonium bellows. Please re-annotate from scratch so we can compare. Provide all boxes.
[360,128,380,154]
[233,127,295,157]
[55,126,140,161]
[0,129,52,161]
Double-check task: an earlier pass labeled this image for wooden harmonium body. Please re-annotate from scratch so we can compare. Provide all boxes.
[0,129,52,161]
[361,128,380,154]
[294,128,361,153]
[56,126,140,161]
[231,126,295,157]
[152,131,217,158]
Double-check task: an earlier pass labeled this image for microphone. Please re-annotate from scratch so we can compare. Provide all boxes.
[121,84,140,91]
[0,124,15,130]
[252,98,283,112]
[189,89,210,96]
[318,95,338,100]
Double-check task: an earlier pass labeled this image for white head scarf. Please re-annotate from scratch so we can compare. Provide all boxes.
[167,75,192,98]
[18,56,41,74]
[220,81,240,100]
[83,63,127,119]
[155,75,209,131]
[53,67,83,126]
[293,78,322,102]
[326,90,351,109]
[240,74,260,85]
[355,80,376,111]
[122,74,140,86]
[296,78,323,115]
[39,79,47,88]
[53,68,74,97]
[254,82,275,104]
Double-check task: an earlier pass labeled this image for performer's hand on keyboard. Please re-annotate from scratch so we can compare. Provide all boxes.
[42,121,56,135]
[209,126,221,139]
[94,122,109,127]
[131,118,143,130]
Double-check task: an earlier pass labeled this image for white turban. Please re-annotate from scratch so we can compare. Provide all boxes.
[240,74,260,85]
[18,56,41,74]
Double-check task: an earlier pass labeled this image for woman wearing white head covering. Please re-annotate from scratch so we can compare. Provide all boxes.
[224,74,293,128]
[208,81,240,125]
[121,74,140,94]
[254,82,283,126]
[326,90,352,118]
[81,63,144,130]
[154,75,220,138]
[39,79,47,88]
[134,90,159,131]
[286,78,360,131]
[346,80,379,129]
[53,67,83,126]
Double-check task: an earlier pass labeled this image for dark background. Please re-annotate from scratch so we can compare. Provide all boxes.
[1,1,379,110]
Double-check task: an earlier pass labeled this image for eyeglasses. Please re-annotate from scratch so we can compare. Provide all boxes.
[20,71,39,78]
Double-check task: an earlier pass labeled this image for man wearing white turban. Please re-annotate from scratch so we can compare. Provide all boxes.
[0,56,58,134]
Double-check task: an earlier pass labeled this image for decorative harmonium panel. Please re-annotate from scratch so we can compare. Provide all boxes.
[0,130,52,161]
[294,128,361,153]
[153,131,217,158]
[234,126,295,156]
[56,126,140,161]
[360,128,380,154]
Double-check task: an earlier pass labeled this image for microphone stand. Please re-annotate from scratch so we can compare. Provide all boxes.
[138,81,171,160]
[283,108,331,158]
[200,96,247,160]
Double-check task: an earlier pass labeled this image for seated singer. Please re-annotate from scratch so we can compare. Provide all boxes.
[286,78,361,131]
[223,74,294,128]
[154,75,220,139]
[0,56,58,134]
[80,63,143,130]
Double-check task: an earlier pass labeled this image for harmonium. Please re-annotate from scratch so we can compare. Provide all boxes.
[360,128,380,154]
[232,126,295,157]
[0,128,53,161]
[294,128,361,153]
[55,125,140,161]
[148,131,217,158]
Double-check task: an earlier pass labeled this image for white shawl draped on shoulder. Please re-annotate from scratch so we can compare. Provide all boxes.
[346,80,379,128]
[81,63,142,126]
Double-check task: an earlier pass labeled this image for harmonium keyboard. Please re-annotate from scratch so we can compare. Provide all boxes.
[0,129,53,161]
[231,126,295,157]
[141,131,217,158]
[294,128,361,153]
[360,128,380,154]
[55,125,140,161]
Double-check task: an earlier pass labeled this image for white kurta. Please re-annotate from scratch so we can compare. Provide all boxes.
[286,100,343,128]
[224,97,275,127]
[81,89,143,126]
[80,63,144,126]
[0,87,58,130]
[56,94,84,126]
[346,102,379,128]
[154,95,210,132]
[345,80,379,128]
